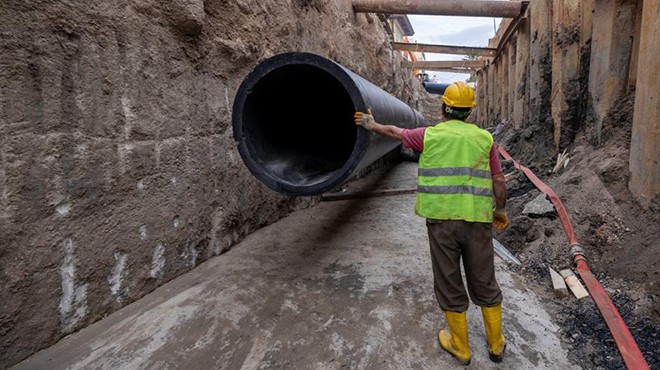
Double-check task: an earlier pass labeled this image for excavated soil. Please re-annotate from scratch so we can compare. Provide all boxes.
[494,103,659,368]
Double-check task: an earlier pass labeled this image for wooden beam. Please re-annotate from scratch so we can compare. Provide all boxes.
[404,67,477,73]
[494,16,528,61]
[549,267,569,298]
[492,2,529,61]
[404,60,484,70]
[504,172,518,182]
[560,269,589,299]
[392,42,496,57]
[353,0,526,18]
[405,67,477,74]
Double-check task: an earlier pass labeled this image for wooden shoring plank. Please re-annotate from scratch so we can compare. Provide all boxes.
[560,269,590,299]
[492,2,529,62]
[404,60,485,69]
[549,267,569,298]
[414,68,476,73]
[403,66,477,73]
[392,42,496,57]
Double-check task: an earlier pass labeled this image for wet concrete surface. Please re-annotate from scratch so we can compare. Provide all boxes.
[14,162,578,370]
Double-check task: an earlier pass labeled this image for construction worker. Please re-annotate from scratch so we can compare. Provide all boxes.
[354,81,509,365]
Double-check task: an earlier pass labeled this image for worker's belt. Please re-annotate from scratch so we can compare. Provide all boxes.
[418,167,491,179]
[417,185,493,197]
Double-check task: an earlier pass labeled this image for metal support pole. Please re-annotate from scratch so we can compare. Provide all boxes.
[392,42,496,57]
[353,0,525,18]
[404,60,484,69]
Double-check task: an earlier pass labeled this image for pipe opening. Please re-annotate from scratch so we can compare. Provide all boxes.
[242,64,357,187]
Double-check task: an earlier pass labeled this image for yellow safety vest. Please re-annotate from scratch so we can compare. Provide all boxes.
[415,120,494,223]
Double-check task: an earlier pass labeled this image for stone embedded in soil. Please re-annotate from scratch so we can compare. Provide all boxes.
[169,0,205,36]
[523,193,557,218]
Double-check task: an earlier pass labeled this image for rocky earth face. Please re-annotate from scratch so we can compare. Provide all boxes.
[0,0,433,366]
[495,116,660,369]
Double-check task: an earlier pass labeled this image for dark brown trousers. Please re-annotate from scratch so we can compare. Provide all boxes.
[427,220,502,312]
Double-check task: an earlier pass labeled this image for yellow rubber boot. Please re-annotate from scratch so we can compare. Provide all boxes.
[481,304,506,362]
[438,311,471,365]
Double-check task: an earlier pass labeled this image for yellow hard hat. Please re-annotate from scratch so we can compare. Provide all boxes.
[441,81,476,108]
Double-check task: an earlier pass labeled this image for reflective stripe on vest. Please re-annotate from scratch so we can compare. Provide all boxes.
[415,120,494,223]
[418,185,493,197]
[418,167,492,179]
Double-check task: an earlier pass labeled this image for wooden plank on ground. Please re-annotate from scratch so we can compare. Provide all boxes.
[549,267,568,297]
[560,269,589,299]
[504,172,518,182]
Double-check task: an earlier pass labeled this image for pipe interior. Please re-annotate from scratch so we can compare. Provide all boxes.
[243,64,357,187]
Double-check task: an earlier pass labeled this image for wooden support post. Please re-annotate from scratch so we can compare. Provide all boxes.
[499,47,509,122]
[487,63,496,126]
[492,61,499,124]
[587,0,637,145]
[476,69,486,126]
[551,0,581,150]
[627,1,644,90]
[483,66,490,126]
[494,16,528,61]
[513,17,530,129]
[507,38,516,126]
[630,0,660,208]
[529,0,552,128]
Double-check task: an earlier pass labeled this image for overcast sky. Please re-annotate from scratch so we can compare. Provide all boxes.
[408,15,502,83]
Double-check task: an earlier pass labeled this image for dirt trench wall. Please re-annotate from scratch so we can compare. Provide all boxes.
[0,1,427,366]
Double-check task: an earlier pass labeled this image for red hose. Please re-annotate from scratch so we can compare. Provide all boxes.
[497,145,650,370]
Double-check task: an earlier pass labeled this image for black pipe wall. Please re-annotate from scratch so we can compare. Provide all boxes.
[422,82,450,96]
[232,52,425,196]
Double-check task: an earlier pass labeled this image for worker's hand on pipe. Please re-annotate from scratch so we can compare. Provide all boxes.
[354,109,376,130]
[493,208,509,231]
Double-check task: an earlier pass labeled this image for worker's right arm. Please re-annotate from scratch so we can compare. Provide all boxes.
[354,110,403,141]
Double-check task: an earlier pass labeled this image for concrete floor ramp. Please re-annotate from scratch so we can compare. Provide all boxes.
[14,164,577,370]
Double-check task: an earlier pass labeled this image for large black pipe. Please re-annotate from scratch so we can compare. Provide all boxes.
[422,82,450,96]
[232,52,425,196]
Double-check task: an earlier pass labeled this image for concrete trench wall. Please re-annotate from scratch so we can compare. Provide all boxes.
[0,0,429,366]
[475,0,658,208]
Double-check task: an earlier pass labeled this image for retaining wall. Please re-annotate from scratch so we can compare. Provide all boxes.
[475,0,658,208]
